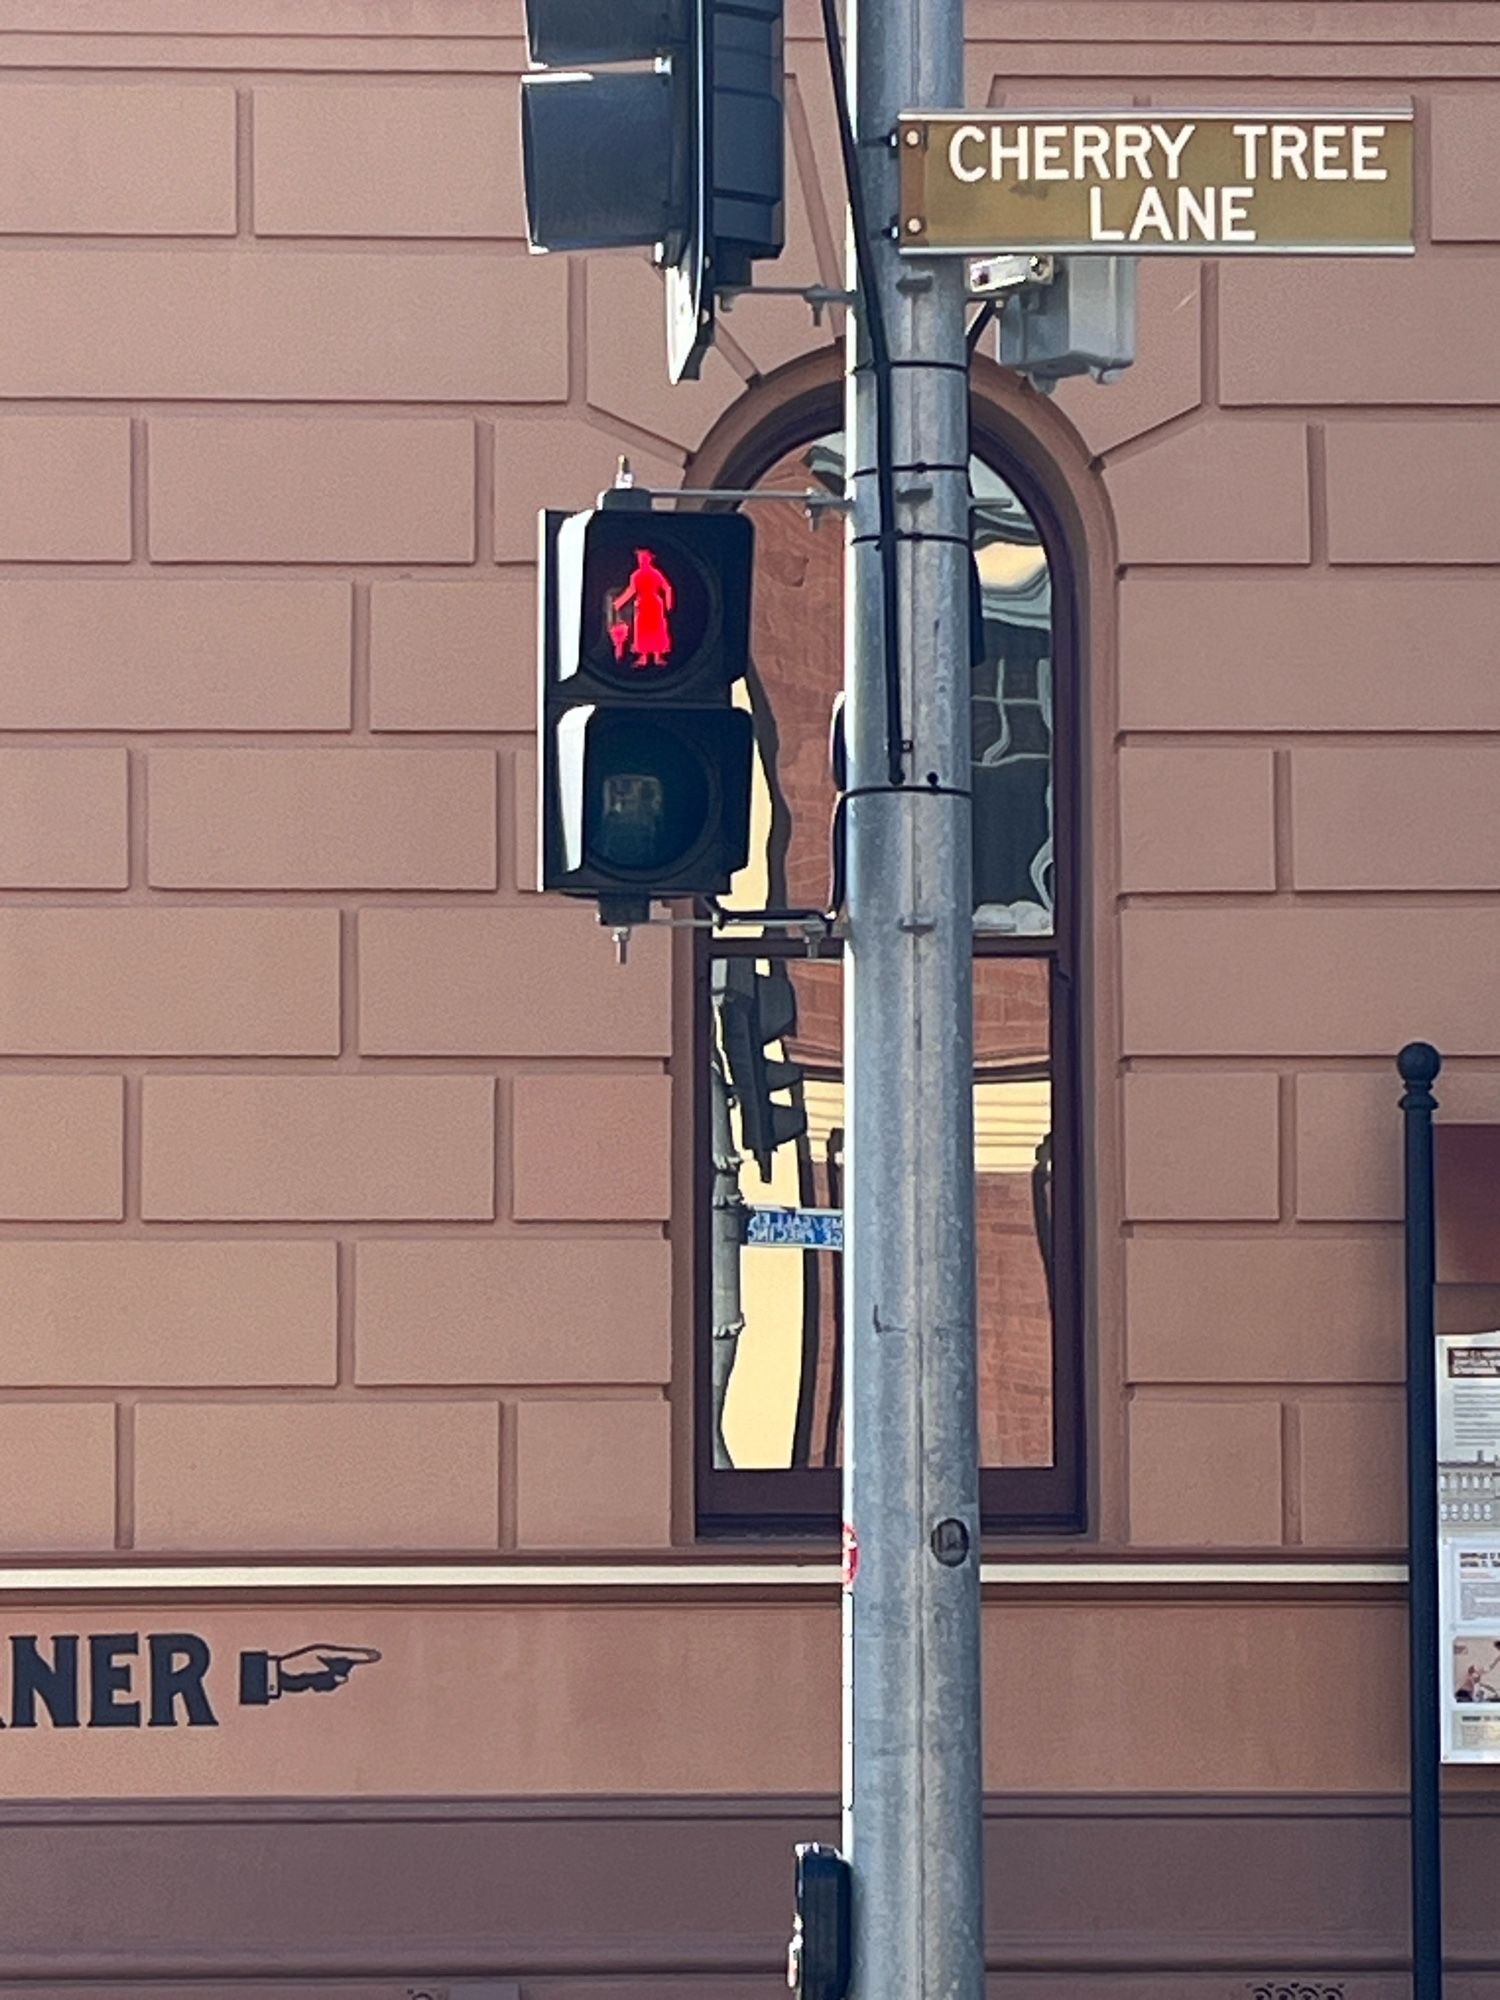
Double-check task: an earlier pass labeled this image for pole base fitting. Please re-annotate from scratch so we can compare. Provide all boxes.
[788,1843,852,2000]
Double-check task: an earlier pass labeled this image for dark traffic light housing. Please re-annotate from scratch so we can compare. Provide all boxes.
[520,0,784,381]
[538,498,756,923]
[713,958,808,1177]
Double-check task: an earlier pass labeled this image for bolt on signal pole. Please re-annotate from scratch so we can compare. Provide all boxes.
[840,0,983,1984]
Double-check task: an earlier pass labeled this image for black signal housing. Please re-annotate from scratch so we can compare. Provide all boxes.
[520,0,785,382]
[538,503,757,921]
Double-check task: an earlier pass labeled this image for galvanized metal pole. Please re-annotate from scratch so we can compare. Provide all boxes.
[840,0,982,1980]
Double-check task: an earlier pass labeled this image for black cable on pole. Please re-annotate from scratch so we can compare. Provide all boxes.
[965,299,996,356]
[818,0,906,789]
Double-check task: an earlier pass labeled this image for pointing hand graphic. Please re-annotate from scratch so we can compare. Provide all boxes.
[238,1642,381,1706]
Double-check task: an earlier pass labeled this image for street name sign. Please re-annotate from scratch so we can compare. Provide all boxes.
[897,110,1413,255]
[746,1206,845,1251]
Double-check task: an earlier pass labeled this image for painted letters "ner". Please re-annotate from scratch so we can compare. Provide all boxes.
[0,1632,217,1729]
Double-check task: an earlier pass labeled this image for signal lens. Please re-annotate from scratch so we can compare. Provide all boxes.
[583,535,714,686]
[587,714,715,878]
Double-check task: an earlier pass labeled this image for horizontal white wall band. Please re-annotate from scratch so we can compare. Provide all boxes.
[0,1559,1407,1594]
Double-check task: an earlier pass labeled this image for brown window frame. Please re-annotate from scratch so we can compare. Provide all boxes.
[694,396,1086,1539]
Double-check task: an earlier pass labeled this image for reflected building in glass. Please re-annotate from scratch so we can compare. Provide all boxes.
[702,429,1070,1514]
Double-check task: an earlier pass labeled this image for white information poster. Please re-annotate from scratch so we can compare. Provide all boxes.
[1438,1334,1500,1760]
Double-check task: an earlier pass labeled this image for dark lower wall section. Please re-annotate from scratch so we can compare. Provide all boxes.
[0,1793,1497,1995]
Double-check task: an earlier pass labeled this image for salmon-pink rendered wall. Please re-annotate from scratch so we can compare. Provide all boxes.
[0,0,1495,1564]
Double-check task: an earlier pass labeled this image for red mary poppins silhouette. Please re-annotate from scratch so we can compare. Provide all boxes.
[609,548,675,667]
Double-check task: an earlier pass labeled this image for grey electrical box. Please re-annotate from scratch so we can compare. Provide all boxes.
[997,256,1136,389]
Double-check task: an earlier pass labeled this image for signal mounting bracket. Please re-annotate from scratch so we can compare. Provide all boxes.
[614,486,850,511]
[598,899,843,966]
[717,281,858,326]
[602,458,850,516]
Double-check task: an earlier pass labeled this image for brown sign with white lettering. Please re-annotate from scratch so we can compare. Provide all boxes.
[898,111,1414,255]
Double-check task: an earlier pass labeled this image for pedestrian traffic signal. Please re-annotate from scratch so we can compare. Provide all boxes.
[713,958,808,1177]
[519,0,785,381]
[538,499,756,922]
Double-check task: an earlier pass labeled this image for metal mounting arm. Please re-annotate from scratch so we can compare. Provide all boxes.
[718,281,859,325]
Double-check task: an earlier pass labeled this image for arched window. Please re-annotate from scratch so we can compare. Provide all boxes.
[696,403,1084,1535]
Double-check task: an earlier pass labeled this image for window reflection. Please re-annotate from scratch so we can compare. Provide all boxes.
[722,434,1054,935]
[713,955,1055,1472]
[705,423,1061,1489]
[972,458,1054,933]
